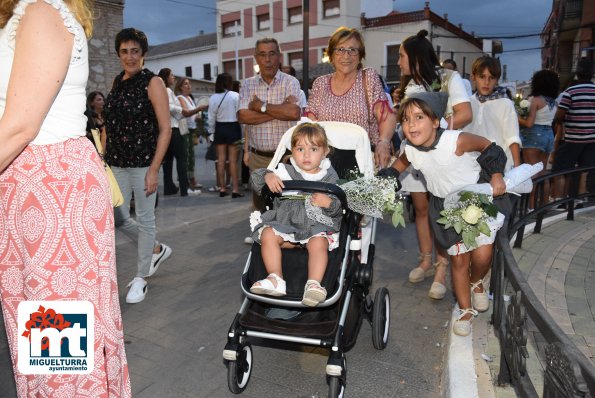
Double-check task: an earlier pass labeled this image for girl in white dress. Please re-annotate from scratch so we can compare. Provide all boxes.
[379,92,507,337]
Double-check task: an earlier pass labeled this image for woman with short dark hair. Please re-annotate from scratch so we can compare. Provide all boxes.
[105,28,173,305]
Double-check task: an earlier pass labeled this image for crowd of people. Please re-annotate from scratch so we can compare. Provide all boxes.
[0,0,593,393]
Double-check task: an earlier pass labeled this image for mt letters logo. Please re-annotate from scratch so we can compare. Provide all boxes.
[18,301,94,374]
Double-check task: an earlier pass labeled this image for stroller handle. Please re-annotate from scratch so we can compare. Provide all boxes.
[262,180,349,210]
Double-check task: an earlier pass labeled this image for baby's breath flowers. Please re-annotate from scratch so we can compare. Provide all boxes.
[339,171,405,228]
[437,191,498,249]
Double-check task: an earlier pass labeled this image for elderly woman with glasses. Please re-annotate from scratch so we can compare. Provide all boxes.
[305,26,396,168]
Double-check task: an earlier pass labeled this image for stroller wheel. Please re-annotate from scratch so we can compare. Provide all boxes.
[328,376,345,398]
[327,355,346,398]
[372,287,390,350]
[227,342,253,394]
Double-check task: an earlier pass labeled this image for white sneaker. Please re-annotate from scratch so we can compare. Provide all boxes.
[126,277,147,304]
[244,236,254,245]
[187,188,202,195]
[148,244,172,277]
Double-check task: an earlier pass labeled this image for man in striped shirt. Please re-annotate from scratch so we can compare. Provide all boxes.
[552,57,595,193]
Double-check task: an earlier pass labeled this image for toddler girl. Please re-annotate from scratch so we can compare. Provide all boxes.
[379,92,507,336]
[249,123,342,307]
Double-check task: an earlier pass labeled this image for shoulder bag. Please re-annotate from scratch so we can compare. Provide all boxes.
[91,129,124,207]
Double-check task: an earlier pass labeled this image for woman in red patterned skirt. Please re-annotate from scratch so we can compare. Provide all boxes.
[0,0,131,396]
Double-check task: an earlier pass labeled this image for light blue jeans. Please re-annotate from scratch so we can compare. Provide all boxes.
[112,166,158,278]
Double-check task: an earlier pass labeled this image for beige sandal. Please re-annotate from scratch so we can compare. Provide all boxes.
[471,277,490,312]
[428,260,448,300]
[453,308,478,336]
[408,253,434,283]
[302,280,327,307]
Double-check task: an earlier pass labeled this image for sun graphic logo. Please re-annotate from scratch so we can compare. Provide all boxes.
[18,301,94,374]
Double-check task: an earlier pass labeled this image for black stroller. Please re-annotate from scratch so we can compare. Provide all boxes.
[223,122,390,397]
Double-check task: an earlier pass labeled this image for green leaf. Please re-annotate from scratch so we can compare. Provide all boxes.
[454,221,463,234]
[460,191,473,202]
[398,216,406,228]
[478,194,491,205]
[478,221,491,236]
[436,217,449,225]
[484,203,498,217]
[462,230,477,249]
[392,211,401,227]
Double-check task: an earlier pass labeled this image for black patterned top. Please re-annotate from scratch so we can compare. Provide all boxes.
[105,69,159,168]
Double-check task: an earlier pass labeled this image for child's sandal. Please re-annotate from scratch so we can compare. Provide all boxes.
[453,308,478,337]
[302,280,327,307]
[470,277,490,312]
[250,273,286,297]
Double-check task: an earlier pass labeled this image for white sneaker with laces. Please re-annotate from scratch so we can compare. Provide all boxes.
[187,188,202,195]
[148,244,172,277]
[126,277,147,304]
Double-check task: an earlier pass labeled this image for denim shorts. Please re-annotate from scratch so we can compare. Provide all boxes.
[521,124,554,153]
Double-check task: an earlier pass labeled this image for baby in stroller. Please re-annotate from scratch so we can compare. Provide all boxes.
[249,122,343,307]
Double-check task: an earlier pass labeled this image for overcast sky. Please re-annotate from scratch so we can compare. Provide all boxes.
[123,0,551,83]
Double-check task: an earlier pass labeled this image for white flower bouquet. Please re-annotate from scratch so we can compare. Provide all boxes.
[437,191,499,249]
[514,97,530,118]
[339,173,405,228]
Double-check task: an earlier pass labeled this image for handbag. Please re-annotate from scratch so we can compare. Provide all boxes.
[91,129,124,207]
[178,117,190,136]
[205,142,217,161]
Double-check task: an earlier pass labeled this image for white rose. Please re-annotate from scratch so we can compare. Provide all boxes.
[520,99,530,109]
[461,205,483,225]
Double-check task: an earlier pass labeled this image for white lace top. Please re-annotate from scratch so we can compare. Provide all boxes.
[0,0,88,145]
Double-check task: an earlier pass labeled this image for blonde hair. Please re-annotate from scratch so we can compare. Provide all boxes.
[0,0,93,38]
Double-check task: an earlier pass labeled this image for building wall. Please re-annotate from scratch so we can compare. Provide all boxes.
[145,49,218,84]
[217,0,362,80]
[88,0,124,96]
[364,23,483,84]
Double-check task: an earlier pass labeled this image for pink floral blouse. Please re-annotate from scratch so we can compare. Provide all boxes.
[305,67,392,145]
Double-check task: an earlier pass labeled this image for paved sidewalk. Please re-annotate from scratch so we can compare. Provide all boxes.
[0,142,456,397]
[473,209,595,397]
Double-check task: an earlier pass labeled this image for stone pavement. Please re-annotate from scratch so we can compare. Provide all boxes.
[473,209,595,398]
[0,142,456,397]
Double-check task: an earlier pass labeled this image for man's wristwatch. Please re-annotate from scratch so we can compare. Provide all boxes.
[260,101,267,113]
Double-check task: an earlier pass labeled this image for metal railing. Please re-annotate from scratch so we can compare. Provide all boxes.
[491,166,595,397]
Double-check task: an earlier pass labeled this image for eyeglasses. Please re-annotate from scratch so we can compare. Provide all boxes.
[334,47,360,56]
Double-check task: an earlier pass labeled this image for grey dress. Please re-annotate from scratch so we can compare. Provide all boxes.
[250,161,342,244]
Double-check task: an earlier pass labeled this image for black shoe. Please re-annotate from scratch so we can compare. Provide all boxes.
[232,192,244,198]
[220,191,229,197]
[164,186,179,196]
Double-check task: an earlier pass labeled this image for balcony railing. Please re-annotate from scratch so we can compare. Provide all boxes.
[491,166,595,397]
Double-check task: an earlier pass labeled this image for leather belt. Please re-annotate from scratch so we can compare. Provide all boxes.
[250,147,276,157]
